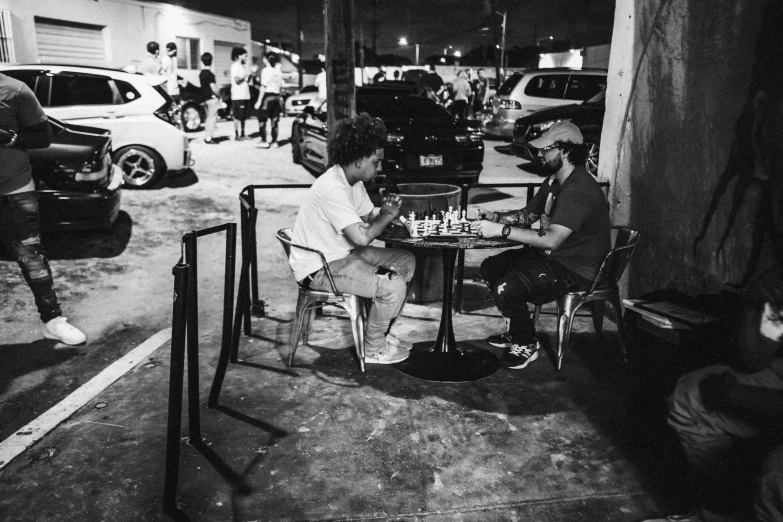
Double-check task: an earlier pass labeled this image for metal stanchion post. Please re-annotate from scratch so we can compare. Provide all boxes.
[183,234,202,445]
[162,263,190,520]
[208,223,237,408]
[247,186,265,317]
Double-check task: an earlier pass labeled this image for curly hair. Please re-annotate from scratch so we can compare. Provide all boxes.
[328,113,387,167]
[556,140,589,167]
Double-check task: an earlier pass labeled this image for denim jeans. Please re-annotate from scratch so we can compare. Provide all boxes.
[479,247,590,344]
[309,246,415,353]
[258,94,282,143]
[0,191,61,323]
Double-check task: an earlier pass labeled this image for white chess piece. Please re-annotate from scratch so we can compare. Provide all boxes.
[461,210,467,222]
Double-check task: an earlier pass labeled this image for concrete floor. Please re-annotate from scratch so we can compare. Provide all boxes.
[0,121,687,521]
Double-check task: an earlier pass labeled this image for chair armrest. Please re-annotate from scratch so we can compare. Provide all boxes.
[286,242,344,299]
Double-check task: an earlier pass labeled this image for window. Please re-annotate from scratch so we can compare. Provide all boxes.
[497,73,524,96]
[176,37,200,70]
[564,75,606,101]
[524,74,569,99]
[0,10,15,63]
[50,74,114,106]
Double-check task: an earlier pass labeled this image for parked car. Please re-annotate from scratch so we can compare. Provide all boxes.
[0,64,192,189]
[511,88,605,176]
[285,85,318,116]
[30,117,123,230]
[291,82,484,186]
[484,67,607,139]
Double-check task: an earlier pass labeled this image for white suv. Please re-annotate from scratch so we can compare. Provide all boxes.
[0,64,192,189]
[484,68,607,139]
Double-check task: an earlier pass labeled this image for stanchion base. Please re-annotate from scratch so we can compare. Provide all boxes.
[251,300,266,317]
[393,346,501,382]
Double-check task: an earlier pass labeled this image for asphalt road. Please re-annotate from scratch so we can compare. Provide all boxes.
[0,117,542,443]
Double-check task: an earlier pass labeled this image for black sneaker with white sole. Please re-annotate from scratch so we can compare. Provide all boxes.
[487,332,513,348]
[502,342,540,369]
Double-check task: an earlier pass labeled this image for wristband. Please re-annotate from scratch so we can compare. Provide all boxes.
[4,129,17,148]
[501,225,511,238]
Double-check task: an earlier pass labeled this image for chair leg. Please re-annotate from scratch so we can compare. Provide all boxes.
[591,300,606,334]
[290,296,309,367]
[609,294,629,363]
[556,296,579,371]
[351,313,366,373]
[302,306,316,344]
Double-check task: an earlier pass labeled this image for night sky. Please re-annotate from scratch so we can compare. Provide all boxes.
[151,0,615,60]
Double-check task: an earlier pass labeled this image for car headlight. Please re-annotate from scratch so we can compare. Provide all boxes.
[388,133,405,143]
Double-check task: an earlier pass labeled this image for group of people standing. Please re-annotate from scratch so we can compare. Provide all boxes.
[421,65,492,119]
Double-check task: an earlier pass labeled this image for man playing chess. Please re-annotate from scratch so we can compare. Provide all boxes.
[288,113,416,365]
[475,122,611,369]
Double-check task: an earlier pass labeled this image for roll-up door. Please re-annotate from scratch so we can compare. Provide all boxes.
[214,41,244,86]
[34,17,106,66]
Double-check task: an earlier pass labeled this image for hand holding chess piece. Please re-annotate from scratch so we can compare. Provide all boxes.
[475,208,497,222]
[476,219,504,238]
[380,193,402,220]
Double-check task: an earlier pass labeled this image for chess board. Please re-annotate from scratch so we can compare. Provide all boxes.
[403,218,480,240]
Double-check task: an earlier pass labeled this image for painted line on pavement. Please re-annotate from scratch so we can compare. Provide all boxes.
[0,328,172,470]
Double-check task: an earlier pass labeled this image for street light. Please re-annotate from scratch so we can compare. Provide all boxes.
[398,37,419,66]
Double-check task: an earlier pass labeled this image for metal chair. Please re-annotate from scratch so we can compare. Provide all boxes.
[275,228,367,372]
[533,226,642,371]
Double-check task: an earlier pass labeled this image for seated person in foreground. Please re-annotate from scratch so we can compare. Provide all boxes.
[475,122,611,370]
[287,113,416,365]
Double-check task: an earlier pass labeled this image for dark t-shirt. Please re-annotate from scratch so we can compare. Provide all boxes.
[0,73,48,194]
[198,69,217,103]
[525,167,611,280]
[422,72,444,93]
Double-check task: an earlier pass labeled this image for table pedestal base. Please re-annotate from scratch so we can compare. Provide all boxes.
[393,248,501,382]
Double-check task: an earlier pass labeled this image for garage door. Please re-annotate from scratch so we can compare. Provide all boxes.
[35,17,106,66]
[214,41,244,86]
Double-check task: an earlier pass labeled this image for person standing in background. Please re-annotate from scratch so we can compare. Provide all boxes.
[137,42,164,86]
[451,70,472,120]
[0,72,87,346]
[472,68,490,118]
[160,42,180,104]
[229,47,252,141]
[199,52,221,145]
[255,53,284,149]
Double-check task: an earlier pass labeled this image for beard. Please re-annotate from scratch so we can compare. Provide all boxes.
[538,155,563,177]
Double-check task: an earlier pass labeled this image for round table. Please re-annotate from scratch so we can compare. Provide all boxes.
[380,222,519,382]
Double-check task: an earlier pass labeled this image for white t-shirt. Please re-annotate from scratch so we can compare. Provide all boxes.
[160,54,180,96]
[315,70,327,99]
[289,165,374,281]
[230,61,250,100]
[260,65,284,95]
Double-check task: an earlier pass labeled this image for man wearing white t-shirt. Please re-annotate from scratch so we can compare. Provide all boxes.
[160,42,180,103]
[254,53,284,148]
[288,113,415,364]
[229,47,252,140]
[307,64,327,108]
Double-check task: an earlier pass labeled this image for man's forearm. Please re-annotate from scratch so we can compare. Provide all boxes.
[495,209,539,227]
[1,123,52,149]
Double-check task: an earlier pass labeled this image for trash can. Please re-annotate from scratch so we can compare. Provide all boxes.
[386,183,462,303]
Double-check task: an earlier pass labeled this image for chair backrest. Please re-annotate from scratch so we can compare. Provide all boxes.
[275,228,342,297]
[587,226,642,293]
[276,228,294,260]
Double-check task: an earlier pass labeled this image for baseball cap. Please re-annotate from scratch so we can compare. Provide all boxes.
[166,42,177,51]
[529,121,583,149]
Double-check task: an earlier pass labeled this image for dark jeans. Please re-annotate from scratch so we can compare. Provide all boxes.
[0,191,61,323]
[480,248,591,344]
[258,94,282,143]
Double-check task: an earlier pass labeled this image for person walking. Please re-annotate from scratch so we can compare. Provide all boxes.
[451,70,472,119]
[199,52,221,145]
[160,42,180,103]
[0,72,87,345]
[229,47,252,140]
[255,53,284,149]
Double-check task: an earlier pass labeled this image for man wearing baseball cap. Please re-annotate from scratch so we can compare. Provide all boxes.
[475,121,611,369]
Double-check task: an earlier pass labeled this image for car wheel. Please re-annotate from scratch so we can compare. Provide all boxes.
[291,124,303,164]
[584,134,600,177]
[114,145,165,189]
[181,103,203,132]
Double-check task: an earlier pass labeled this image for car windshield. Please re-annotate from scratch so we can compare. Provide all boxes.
[586,87,606,103]
[357,94,452,122]
[497,73,524,96]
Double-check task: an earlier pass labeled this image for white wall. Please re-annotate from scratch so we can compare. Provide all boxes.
[0,0,252,84]
[538,51,584,69]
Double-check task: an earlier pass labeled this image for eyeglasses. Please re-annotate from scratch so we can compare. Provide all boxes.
[538,144,559,152]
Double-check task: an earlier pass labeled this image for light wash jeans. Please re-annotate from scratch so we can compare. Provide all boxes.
[203,97,220,140]
[667,360,783,521]
[309,246,415,354]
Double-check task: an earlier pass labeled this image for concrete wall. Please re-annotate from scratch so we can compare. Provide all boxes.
[0,0,251,84]
[601,0,777,297]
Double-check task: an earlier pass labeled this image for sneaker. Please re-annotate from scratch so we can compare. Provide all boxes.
[387,333,413,350]
[44,317,87,345]
[204,138,218,145]
[502,342,539,369]
[364,341,409,365]
[256,141,270,149]
[487,332,513,348]
[270,142,279,149]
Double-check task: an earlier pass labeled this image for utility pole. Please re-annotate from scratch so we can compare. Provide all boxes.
[371,0,379,53]
[497,10,506,82]
[324,0,356,151]
[297,0,303,89]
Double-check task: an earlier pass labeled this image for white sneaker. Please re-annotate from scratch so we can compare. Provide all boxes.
[256,141,270,149]
[364,341,409,365]
[44,317,87,345]
[387,332,413,350]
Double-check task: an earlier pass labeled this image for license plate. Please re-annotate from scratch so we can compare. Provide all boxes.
[419,155,443,167]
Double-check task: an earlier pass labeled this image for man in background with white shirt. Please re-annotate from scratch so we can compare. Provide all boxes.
[229,47,252,141]
[255,53,284,149]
